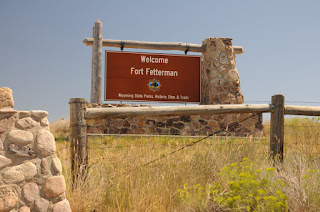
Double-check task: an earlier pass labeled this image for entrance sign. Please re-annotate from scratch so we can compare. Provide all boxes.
[105,51,201,103]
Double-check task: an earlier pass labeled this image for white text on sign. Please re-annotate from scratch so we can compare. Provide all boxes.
[140,55,169,64]
[130,67,178,77]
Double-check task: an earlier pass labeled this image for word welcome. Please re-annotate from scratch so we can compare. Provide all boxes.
[140,55,168,64]
[131,67,178,77]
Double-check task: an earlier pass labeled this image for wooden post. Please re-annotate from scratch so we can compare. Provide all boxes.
[270,94,285,162]
[69,98,88,183]
[91,20,103,103]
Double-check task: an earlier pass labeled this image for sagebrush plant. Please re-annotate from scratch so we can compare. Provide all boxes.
[178,158,288,211]
[178,183,212,211]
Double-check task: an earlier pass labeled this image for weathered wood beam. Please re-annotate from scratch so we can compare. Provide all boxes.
[85,104,274,119]
[83,38,244,54]
[285,105,320,116]
[90,20,103,104]
[270,94,285,163]
[69,98,88,183]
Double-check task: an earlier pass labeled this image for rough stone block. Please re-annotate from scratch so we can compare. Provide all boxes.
[19,111,31,118]
[173,122,185,130]
[181,125,195,136]
[18,161,38,179]
[165,118,174,127]
[8,144,36,158]
[95,118,104,125]
[36,129,56,156]
[219,51,229,64]
[155,127,168,135]
[19,206,31,212]
[16,117,39,129]
[108,127,120,134]
[196,126,213,136]
[127,117,139,125]
[34,198,49,212]
[0,185,18,212]
[22,182,39,204]
[120,128,131,134]
[146,119,156,126]
[0,87,14,109]
[112,119,130,128]
[3,161,37,184]
[86,119,94,126]
[0,116,16,134]
[145,127,156,134]
[199,114,213,121]
[52,156,63,174]
[2,168,25,184]
[0,155,12,169]
[180,116,191,123]
[31,110,48,118]
[169,128,180,135]
[0,138,3,151]
[40,117,49,127]
[155,122,165,128]
[41,158,49,175]
[208,120,219,130]
[224,69,239,82]
[43,176,66,198]
[52,199,72,212]
[131,125,146,134]
[92,126,104,134]
[198,119,208,126]
[7,130,34,145]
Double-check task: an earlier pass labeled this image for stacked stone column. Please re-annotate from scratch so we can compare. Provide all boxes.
[201,37,262,134]
[201,37,242,105]
[0,88,71,212]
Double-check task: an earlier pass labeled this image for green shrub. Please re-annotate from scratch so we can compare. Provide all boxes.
[178,158,288,211]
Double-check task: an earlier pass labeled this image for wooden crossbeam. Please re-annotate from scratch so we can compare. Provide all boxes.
[85,104,274,119]
[83,38,244,54]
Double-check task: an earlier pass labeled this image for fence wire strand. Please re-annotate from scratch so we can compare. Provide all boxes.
[134,112,261,169]
[88,112,266,181]
[85,103,320,180]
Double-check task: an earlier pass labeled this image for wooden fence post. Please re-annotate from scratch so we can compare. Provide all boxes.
[91,19,103,104]
[270,94,285,162]
[69,98,88,183]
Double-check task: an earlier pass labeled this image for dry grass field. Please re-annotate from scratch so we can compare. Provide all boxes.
[51,117,320,211]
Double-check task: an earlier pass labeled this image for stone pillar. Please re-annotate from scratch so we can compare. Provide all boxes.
[201,37,243,105]
[0,87,72,212]
[200,37,263,135]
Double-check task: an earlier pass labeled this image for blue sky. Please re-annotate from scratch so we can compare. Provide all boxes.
[1,1,320,122]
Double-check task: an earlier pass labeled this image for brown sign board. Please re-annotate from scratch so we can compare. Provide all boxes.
[105,51,201,103]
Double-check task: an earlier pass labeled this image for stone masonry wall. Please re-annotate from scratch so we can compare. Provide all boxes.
[87,37,263,136]
[86,103,263,136]
[0,88,71,212]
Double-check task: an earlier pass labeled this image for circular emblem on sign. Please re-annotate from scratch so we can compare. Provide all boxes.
[147,78,161,92]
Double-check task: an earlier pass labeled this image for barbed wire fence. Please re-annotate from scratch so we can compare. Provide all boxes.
[65,98,320,186]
